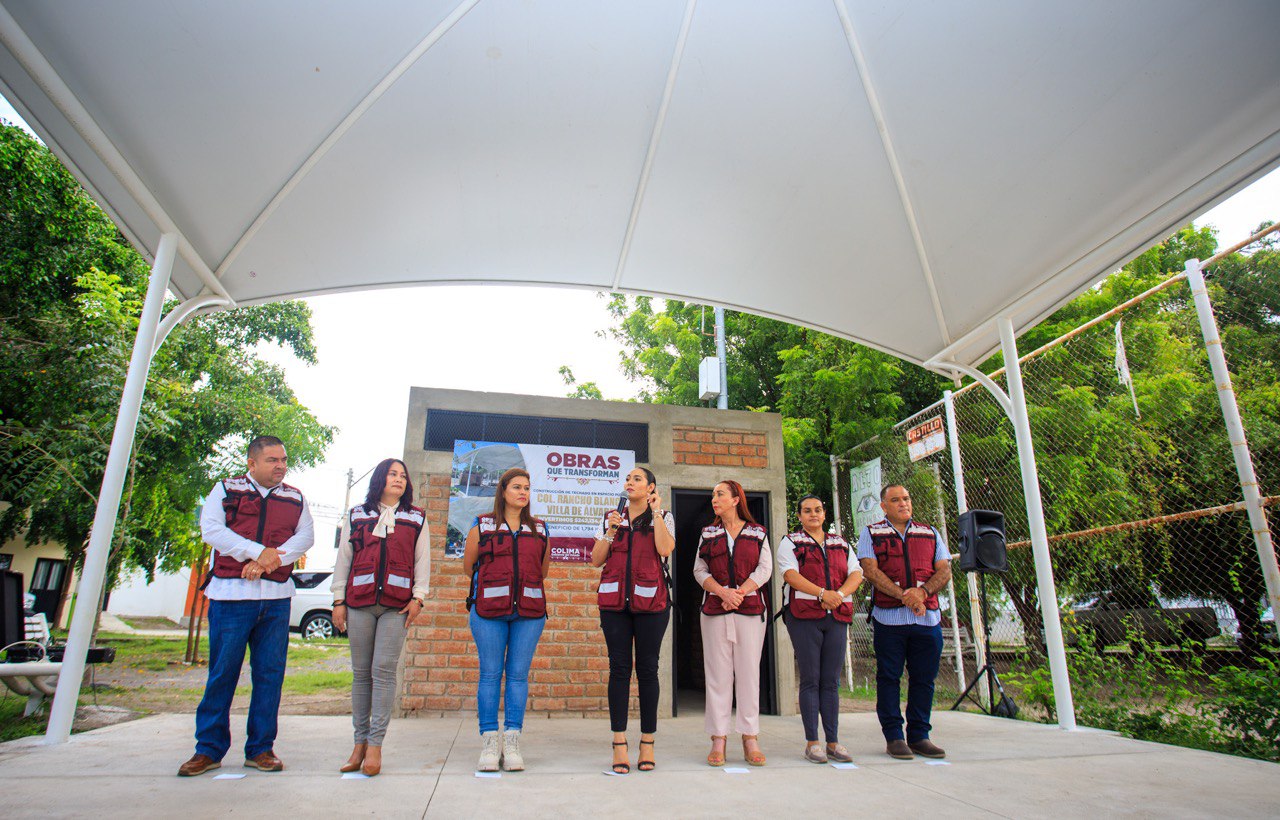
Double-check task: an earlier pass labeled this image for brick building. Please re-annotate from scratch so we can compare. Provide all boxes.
[396,387,796,721]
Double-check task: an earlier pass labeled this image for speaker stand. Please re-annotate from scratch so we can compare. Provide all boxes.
[950,571,1013,715]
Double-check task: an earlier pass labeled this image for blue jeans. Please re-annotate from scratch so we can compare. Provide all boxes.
[194,598,291,760]
[872,619,943,743]
[469,608,545,734]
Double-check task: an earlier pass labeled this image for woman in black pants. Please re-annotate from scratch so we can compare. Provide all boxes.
[778,495,862,763]
[591,467,675,774]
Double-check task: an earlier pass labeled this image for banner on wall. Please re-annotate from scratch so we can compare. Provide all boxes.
[445,440,635,562]
[849,457,882,536]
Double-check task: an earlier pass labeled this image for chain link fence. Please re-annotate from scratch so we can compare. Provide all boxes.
[834,225,1279,753]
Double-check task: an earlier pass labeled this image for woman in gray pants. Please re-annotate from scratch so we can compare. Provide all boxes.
[331,458,431,776]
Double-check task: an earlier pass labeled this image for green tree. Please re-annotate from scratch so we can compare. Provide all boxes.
[958,225,1280,656]
[0,122,333,587]
[589,294,945,525]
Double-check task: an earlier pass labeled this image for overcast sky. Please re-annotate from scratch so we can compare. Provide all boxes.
[3,98,1277,570]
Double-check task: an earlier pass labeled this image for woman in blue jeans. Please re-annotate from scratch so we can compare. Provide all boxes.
[463,467,552,772]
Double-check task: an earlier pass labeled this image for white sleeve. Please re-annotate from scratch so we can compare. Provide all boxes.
[692,535,712,587]
[413,518,432,599]
[747,536,773,588]
[275,498,315,563]
[776,536,799,577]
[200,482,264,561]
[330,513,353,602]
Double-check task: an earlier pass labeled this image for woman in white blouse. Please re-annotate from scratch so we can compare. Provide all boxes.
[694,479,773,767]
[777,494,861,764]
[330,458,431,776]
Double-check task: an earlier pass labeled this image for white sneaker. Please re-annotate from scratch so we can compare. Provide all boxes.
[477,731,502,772]
[501,729,524,771]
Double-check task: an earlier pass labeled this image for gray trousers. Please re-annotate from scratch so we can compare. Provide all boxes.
[346,603,408,745]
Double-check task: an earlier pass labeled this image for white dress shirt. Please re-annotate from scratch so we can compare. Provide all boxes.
[200,474,315,601]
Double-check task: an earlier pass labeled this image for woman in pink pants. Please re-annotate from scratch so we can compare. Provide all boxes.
[694,479,773,767]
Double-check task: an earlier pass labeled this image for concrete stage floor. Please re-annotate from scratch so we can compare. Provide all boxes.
[1,711,1276,819]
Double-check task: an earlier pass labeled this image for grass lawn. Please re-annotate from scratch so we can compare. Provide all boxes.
[0,697,47,743]
[1,631,353,743]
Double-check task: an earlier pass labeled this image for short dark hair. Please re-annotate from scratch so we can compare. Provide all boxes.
[796,494,824,514]
[248,435,285,458]
[880,483,907,500]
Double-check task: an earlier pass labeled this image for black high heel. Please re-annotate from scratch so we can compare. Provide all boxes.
[638,738,656,771]
[611,741,630,774]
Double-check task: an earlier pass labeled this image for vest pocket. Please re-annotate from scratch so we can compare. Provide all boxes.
[517,584,547,618]
[475,569,513,618]
[629,570,665,613]
[596,572,624,611]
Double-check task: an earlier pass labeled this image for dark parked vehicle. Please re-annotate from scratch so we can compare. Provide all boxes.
[1066,590,1220,650]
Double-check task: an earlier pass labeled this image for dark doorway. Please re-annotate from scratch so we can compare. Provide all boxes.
[669,488,777,717]
[30,557,68,623]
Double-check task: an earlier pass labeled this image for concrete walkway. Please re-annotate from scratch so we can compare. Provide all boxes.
[0,711,1275,819]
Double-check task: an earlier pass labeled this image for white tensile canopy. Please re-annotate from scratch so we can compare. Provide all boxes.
[1,1,1277,742]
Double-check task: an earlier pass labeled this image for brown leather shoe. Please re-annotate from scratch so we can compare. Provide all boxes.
[886,739,914,760]
[909,739,946,759]
[177,753,221,777]
[244,750,284,772]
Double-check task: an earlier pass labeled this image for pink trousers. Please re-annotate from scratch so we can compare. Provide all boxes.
[700,612,768,736]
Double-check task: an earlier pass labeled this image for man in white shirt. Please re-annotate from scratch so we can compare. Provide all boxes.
[178,436,314,777]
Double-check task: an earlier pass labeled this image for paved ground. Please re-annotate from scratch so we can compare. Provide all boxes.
[0,711,1276,819]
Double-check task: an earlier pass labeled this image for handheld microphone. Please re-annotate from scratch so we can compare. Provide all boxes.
[609,492,627,532]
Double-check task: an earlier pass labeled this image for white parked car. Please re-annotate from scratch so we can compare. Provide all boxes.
[290,570,341,639]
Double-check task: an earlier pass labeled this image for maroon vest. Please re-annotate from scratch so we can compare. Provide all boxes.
[699,522,768,617]
[344,505,424,608]
[785,530,854,623]
[868,519,939,610]
[212,475,304,582]
[473,515,549,619]
[596,510,670,614]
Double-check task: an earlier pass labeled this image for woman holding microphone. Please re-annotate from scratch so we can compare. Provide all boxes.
[591,467,675,774]
[778,494,861,763]
[464,467,552,773]
[695,479,773,767]
[331,458,431,777]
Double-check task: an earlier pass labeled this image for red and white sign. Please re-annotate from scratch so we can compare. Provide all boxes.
[905,417,945,462]
[520,444,636,563]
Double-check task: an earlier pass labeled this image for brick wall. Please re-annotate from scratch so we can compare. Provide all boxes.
[399,472,631,718]
[671,425,768,469]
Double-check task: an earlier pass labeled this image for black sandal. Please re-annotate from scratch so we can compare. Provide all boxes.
[638,738,656,771]
[611,741,630,774]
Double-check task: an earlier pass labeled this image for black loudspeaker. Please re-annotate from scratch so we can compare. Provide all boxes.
[0,570,24,653]
[957,510,1008,573]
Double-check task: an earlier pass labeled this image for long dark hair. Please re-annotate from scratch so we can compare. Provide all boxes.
[712,479,757,528]
[493,468,538,532]
[630,467,658,530]
[362,458,414,513]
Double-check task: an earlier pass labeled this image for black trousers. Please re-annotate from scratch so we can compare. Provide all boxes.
[785,611,848,743]
[599,607,671,733]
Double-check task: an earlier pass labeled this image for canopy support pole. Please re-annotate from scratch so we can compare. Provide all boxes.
[1185,260,1280,644]
[45,233,177,744]
[151,293,232,359]
[996,317,1076,730]
[944,390,985,707]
